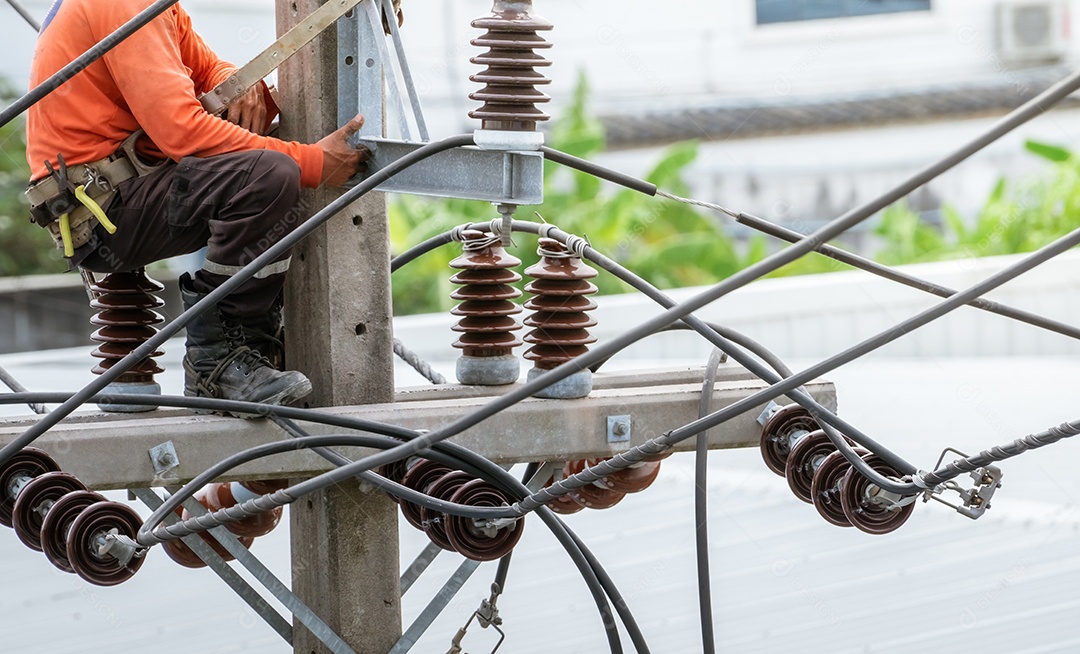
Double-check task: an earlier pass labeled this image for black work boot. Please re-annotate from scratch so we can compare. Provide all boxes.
[236,294,286,369]
[180,275,311,417]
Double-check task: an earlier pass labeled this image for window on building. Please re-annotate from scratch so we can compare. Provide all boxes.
[756,0,931,25]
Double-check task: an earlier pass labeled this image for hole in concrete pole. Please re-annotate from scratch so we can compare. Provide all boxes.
[366,58,376,68]
[352,215,363,226]
[355,323,367,336]
[345,55,355,67]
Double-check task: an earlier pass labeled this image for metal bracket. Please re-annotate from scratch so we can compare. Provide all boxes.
[756,400,782,427]
[607,415,632,443]
[148,441,179,480]
[921,447,1004,519]
[352,138,544,205]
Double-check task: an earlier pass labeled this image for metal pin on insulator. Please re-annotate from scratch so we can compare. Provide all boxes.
[450,229,523,385]
[89,268,165,412]
[469,0,553,136]
[523,238,597,399]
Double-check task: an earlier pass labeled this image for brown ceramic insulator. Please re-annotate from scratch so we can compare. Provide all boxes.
[420,471,475,552]
[400,459,453,530]
[564,459,625,510]
[89,269,165,383]
[810,448,869,528]
[523,239,598,370]
[12,472,87,552]
[240,479,289,495]
[444,479,523,562]
[469,0,553,132]
[759,404,820,477]
[840,453,916,535]
[450,231,523,358]
[590,459,662,495]
[161,499,256,570]
[544,473,586,515]
[183,482,283,540]
[66,501,148,586]
[784,430,836,504]
[0,447,61,528]
[378,460,410,504]
[41,490,106,573]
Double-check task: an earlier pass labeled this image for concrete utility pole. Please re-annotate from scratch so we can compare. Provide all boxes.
[276,1,401,652]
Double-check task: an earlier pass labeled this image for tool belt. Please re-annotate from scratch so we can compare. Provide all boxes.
[25,131,163,258]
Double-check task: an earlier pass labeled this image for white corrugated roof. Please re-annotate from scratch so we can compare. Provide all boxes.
[0,351,1077,652]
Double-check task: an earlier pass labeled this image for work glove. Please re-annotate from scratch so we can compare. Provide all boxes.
[382,0,403,34]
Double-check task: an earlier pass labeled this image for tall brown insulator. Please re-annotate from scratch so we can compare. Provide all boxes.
[468,0,553,133]
[523,238,597,399]
[162,479,287,569]
[89,269,164,412]
[450,229,523,385]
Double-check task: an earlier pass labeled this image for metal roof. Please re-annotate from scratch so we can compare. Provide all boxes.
[0,350,1077,652]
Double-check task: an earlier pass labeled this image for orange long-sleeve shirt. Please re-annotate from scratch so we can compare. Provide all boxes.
[27,0,323,188]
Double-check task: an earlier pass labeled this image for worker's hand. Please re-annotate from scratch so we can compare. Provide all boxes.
[226,84,270,135]
[382,0,403,34]
[317,114,371,188]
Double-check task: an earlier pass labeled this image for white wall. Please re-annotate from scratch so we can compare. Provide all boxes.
[5,0,1080,131]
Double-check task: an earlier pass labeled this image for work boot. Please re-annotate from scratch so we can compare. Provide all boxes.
[236,294,286,369]
[180,275,311,417]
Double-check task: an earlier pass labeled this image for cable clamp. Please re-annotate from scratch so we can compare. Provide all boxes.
[445,582,506,654]
[920,447,1003,520]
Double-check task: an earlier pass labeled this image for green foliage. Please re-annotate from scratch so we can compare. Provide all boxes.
[0,77,64,276]
[389,72,762,315]
[869,139,1080,266]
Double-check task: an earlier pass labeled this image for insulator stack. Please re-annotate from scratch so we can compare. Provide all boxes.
[759,404,918,535]
[391,458,524,561]
[468,0,553,134]
[0,448,148,585]
[450,229,523,385]
[162,479,286,570]
[546,457,662,514]
[89,268,165,412]
[523,238,597,399]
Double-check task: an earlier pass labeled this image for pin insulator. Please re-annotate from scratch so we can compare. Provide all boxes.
[469,0,553,132]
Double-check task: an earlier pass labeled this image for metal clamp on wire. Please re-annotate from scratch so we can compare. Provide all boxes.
[921,447,1003,519]
[446,582,506,654]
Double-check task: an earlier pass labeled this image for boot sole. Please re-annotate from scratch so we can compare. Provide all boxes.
[188,377,314,419]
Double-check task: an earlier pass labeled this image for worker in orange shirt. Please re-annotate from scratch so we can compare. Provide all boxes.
[25,1,400,412]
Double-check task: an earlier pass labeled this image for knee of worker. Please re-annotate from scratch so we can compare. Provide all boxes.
[244,150,302,220]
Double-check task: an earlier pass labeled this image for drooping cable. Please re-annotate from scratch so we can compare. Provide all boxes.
[696,349,723,654]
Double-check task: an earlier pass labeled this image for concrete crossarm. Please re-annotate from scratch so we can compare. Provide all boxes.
[0,365,835,490]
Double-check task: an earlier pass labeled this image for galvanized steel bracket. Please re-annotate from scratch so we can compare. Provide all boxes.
[351,138,544,205]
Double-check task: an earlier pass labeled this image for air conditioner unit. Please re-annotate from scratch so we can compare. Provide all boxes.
[996,1,1068,65]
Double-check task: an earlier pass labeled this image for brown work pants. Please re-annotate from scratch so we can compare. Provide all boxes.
[78,150,303,316]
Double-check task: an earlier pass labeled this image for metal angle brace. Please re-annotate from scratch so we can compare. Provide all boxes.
[353,137,545,205]
[177,494,357,654]
[388,462,562,654]
[131,488,294,644]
